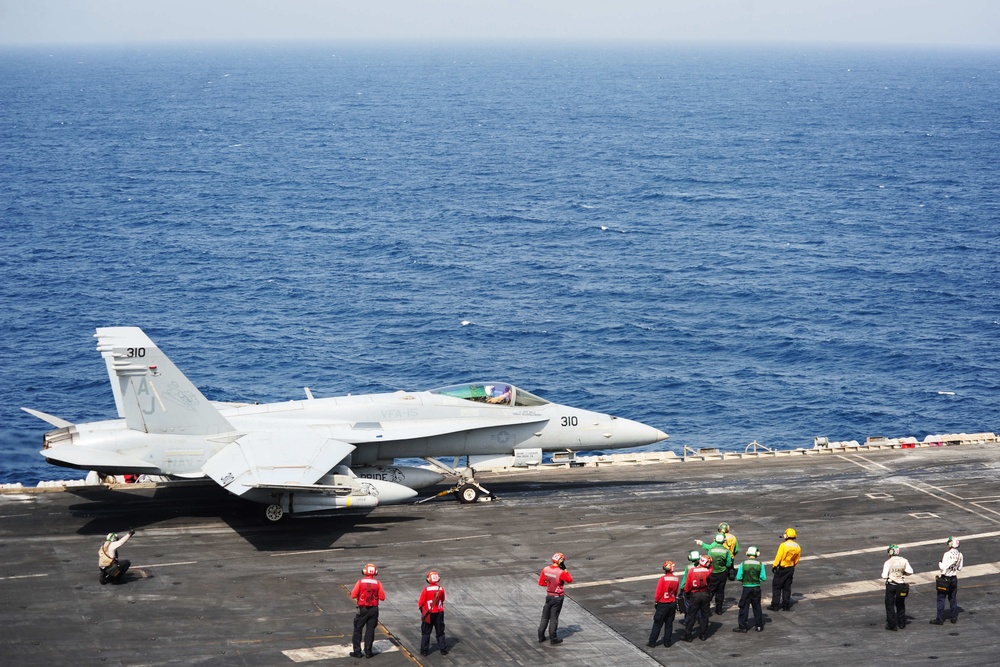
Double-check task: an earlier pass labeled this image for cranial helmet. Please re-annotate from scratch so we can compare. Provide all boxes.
[747,546,760,558]
[887,545,900,556]
[699,555,712,568]
[662,560,675,572]
[783,528,797,539]
[426,571,440,584]
[718,522,730,534]
[105,533,117,542]
[947,537,961,549]
[363,563,378,577]
[551,552,566,564]
[715,533,726,544]
[688,550,701,563]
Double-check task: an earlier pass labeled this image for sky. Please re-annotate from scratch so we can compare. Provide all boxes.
[1,0,998,48]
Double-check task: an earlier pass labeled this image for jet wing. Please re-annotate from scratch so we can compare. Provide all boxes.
[334,414,550,444]
[202,430,354,497]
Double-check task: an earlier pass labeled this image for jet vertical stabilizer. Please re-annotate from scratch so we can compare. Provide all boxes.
[95,327,234,436]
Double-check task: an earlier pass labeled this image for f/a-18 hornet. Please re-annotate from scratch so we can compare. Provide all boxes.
[24,327,668,520]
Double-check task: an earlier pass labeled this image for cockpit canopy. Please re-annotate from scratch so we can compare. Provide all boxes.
[429,382,550,407]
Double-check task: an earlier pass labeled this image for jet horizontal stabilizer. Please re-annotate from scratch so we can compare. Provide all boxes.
[21,408,73,429]
[42,444,161,473]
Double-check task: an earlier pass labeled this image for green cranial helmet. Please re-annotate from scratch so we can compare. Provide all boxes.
[688,550,701,563]
[105,533,117,542]
[887,544,900,556]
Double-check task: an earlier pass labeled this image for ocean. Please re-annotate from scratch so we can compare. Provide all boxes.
[1,43,998,486]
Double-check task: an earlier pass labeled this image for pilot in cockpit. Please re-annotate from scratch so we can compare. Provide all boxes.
[485,384,512,405]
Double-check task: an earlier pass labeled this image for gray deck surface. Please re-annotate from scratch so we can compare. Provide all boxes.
[3,444,1000,666]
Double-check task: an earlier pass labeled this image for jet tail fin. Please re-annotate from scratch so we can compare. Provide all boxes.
[95,327,234,436]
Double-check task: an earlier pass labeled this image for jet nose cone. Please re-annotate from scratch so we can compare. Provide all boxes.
[610,417,669,448]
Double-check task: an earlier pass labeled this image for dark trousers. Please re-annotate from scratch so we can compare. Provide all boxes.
[885,583,906,629]
[708,571,728,611]
[420,611,446,653]
[684,591,711,638]
[353,606,379,653]
[538,595,565,640]
[771,566,795,609]
[99,558,131,584]
[737,586,763,629]
[936,577,958,622]
[648,601,676,646]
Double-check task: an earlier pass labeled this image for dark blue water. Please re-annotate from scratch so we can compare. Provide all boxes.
[2,44,999,485]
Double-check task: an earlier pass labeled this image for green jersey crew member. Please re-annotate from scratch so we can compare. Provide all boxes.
[733,546,766,633]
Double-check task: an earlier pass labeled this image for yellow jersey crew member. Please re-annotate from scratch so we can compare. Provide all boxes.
[98,528,135,584]
[769,528,801,611]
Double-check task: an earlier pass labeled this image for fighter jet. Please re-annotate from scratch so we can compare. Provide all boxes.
[24,327,668,520]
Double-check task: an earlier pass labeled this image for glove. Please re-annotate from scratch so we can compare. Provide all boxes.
[770,565,776,573]
[558,561,566,570]
[128,528,135,537]
[694,539,703,546]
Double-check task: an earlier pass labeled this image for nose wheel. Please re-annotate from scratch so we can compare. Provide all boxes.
[264,504,285,522]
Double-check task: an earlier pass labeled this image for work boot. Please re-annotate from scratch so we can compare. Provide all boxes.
[756,625,764,632]
[538,634,546,643]
[349,651,364,658]
[929,619,944,625]
[682,634,693,642]
[885,624,896,631]
[733,627,747,633]
[550,638,563,645]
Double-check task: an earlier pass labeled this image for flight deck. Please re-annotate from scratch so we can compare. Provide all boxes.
[2,442,1000,666]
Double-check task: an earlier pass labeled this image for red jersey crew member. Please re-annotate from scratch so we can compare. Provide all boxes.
[350,563,386,659]
[417,570,448,656]
[682,555,713,642]
[647,560,680,648]
[769,528,801,611]
[538,552,573,645]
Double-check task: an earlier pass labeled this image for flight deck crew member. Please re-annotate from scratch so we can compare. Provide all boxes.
[682,555,713,642]
[769,527,801,611]
[538,552,573,644]
[881,545,913,631]
[931,537,964,625]
[350,563,386,658]
[418,570,448,655]
[698,533,733,613]
[98,528,134,584]
[733,546,766,633]
[647,560,680,647]
[677,549,701,623]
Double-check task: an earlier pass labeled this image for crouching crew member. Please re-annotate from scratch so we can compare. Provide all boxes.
[734,546,766,633]
[98,528,135,584]
[538,552,573,645]
[647,560,680,647]
[350,563,386,658]
[881,545,913,631]
[418,570,448,656]
[682,555,713,642]
[931,537,963,625]
[769,528,801,611]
